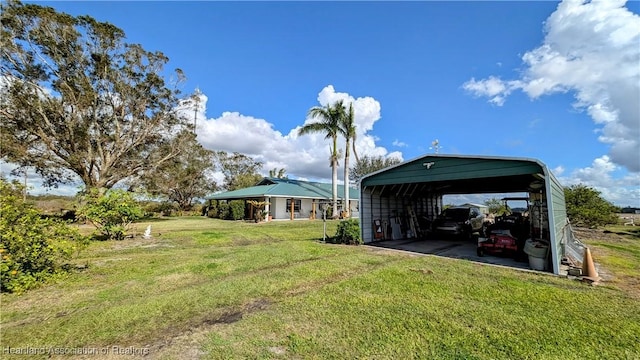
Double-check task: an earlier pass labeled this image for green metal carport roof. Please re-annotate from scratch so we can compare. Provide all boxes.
[361,154,546,195]
[361,154,568,275]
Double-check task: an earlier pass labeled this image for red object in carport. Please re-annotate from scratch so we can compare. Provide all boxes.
[477,233,518,257]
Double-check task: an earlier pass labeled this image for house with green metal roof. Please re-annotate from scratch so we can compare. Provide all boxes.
[206,177,359,221]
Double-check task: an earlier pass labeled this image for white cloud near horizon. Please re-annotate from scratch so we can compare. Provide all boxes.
[556,155,640,207]
[463,0,640,173]
[195,85,403,182]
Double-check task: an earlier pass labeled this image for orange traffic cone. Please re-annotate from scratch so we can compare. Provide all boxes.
[581,247,600,283]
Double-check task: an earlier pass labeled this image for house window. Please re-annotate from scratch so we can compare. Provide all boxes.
[286,199,301,212]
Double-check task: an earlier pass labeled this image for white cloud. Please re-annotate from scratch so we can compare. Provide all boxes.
[196,85,401,182]
[463,0,640,172]
[462,76,522,106]
[558,155,640,207]
[392,139,408,148]
[552,165,565,177]
[4,86,401,192]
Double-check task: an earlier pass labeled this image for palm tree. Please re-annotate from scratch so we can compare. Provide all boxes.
[338,102,359,218]
[269,167,287,178]
[298,101,344,218]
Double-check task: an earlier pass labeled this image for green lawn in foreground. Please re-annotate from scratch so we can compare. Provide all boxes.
[1,217,638,359]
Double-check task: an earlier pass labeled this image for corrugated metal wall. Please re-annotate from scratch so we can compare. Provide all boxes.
[361,186,442,244]
[546,170,568,274]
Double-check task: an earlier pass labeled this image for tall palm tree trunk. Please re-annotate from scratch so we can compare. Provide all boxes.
[343,138,351,218]
[331,138,339,218]
[332,156,339,218]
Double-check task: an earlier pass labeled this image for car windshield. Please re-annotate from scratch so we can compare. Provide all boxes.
[441,208,470,221]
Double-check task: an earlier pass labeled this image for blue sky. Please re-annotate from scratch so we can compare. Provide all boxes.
[7,1,640,207]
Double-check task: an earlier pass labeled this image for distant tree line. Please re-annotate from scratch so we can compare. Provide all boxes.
[482,185,619,229]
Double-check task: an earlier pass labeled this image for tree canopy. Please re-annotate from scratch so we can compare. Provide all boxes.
[134,132,217,210]
[350,155,402,184]
[0,1,189,190]
[268,168,287,179]
[564,184,618,228]
[215,151,263,191]
[484,198,509,215]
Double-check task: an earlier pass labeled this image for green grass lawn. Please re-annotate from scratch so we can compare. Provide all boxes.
[579,225,640,299]
[1,217,639,359]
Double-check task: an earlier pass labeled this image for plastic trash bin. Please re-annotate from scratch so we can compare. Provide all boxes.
[524,239,549,270]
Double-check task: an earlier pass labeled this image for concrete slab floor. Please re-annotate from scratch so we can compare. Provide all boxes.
[366,238,536,271]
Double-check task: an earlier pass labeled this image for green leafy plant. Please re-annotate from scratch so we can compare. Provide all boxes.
[248,200,269,222]
[332,219,362,245]
[564,184,618,228]
[1,179,87,293]
[205,201,219,218]
[217,202,230,219]
[144,201,177,217]
[228,200,245,220]
[79,189,144,240]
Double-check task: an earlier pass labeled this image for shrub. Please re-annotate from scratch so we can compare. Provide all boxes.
[191,203,204,216]
[217,202,229,219]
[79,189,144,240]
[205,201,219,218]
[144,201,177,217]
[228,200,245,220]
[1,179,87,293]
[564,184,618,228]
[333,219,362,245]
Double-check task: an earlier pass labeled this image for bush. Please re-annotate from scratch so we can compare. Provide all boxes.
[228,200,245,220]
[217,202,229,219]
[79,189,144,240]
[564,184,618,228]
[1,179,87,293]
[205,201,219,218]
[333,219,362,245]
[144,201,176,217]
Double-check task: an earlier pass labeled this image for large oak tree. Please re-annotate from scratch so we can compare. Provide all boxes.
[0,1,189,190]
[134,132,217,211]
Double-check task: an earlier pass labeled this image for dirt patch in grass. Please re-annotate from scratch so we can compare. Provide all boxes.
[574,227,625,242]
[144,298,272,359]
[231,235,281,247]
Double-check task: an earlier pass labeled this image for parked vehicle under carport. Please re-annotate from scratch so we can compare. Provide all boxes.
[431,206,484,240]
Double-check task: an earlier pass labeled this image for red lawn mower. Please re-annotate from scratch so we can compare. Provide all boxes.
[477,197,530,261]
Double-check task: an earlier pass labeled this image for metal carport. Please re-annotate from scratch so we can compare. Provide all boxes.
[359,154,571,275]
